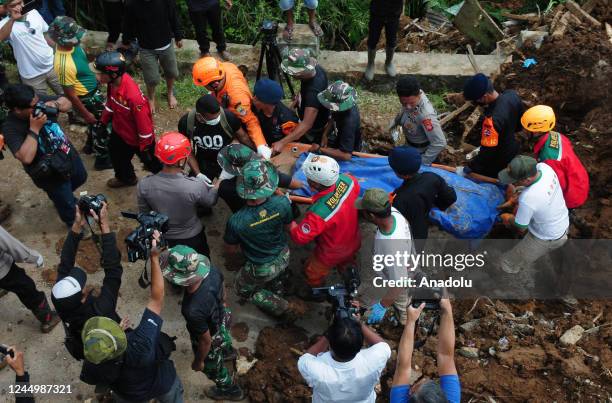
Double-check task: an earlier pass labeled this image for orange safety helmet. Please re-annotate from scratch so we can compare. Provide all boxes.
[521,105,556,133]
[155,132,192,165]
[192,57,225,87]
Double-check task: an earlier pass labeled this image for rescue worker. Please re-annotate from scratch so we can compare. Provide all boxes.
[162,245,244,401]
[289,154,361,288]
[391,76,446,165]
[461,73,523,179]
[224,160,299,320]
[178,94,251,181]
[521,105,589,209]
[273,48,329,153]
[137,132,219,256]
[48,16,111,170]
[192,57,272,159]
[92,51,162,188]
[312,80,361,161]
[252,78,299,145]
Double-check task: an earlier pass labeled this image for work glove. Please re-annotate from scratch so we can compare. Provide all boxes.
[257,144,272,160]
[367,301,388,324]
[219,169,235,181]
[36,254,44,268]
[196,173,213,188]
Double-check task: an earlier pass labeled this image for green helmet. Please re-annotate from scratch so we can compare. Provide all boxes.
[162,245,211,287]
[217,143,261,175]
[48,16,86,47]
[280,48,317,77]
[236,160,279,200]
[318,80,357,112]
[82,316,127,364]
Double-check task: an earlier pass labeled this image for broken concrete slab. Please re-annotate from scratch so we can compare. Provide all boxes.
[454,0,505,52]
[560,325,585,346]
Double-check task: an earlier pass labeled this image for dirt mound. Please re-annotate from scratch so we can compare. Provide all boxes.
[494,25,612,238]
[358,15,478,53]
[240,325,311,402]
[375,299,612,402]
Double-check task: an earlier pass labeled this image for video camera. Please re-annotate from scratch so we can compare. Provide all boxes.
[0,345,14,358]
[260,20,279,41]
[121,211,169,262]
[32,100,58,119]
[78,194,107,217]
[312,266,363,320]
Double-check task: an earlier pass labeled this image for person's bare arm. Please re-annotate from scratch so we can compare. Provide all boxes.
[306,336,329,355]
[43,32,54,48]
[271,107,318,153]
[235,127,255,149]
[361,322,384,346]
[224,242,241,255]
[192,330,212,371]
[15,113,47,164]
[317,146,351,161]
[437,298,457,376]
[0,7,19,42]
[187,154,200,175]
[392,303,425,386]
[61,88,96,124]
[146,231,164,315]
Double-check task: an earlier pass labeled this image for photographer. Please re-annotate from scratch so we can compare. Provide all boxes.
[162,245,243,401]
[2,346,34,403]
[2,83,87,228]
[298,316,391,402]
[80,232,184,402]
[0,225,60,333]
[355,188,413,326]
[137,131,219,257]
[92,51,162,188]
[391,299,460,403]
[51,203,123,360]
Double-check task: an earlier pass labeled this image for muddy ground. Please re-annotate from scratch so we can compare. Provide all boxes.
[1,21,612,400]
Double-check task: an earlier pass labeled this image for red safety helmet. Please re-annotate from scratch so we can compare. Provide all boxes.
[155,132,192,165]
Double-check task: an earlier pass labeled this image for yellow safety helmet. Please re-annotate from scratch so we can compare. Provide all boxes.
[521,105,556,133]
[192,57,225,87]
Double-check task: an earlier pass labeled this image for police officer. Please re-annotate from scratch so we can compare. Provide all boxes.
[391,76,447,165]
[92,51,162,188]
[192,57,272,159]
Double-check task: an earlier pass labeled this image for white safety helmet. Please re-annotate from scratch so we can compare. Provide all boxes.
[302,153,340,187]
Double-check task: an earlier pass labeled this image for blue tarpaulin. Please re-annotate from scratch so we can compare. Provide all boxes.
[291,154,504,239]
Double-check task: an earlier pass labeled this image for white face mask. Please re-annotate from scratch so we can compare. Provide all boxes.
[205,115,221,126]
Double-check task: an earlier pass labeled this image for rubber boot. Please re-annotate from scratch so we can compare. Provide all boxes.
[364,48,376,81]
[385,47,397,78]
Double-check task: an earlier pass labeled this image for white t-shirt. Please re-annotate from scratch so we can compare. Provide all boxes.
[374,207,415,281]
[297,342,391,403]
[515,163,569,240]
[0,10,53,79]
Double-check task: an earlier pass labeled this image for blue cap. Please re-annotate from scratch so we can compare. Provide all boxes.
[388,146,422,176]
[463,73,490,101]
[254,78,283,105]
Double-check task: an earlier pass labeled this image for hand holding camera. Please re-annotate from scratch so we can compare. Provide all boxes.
[1,345,24,376]
[29,110,47,133]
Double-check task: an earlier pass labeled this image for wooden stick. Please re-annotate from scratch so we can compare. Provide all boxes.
[466,44,481,74]
[461,107,482,143]
[289,195,313,204]
[440,102,473,127]
[501,12,540,23]
[552,12,571,39]
[550,6,565,33]
[565,0,602,27]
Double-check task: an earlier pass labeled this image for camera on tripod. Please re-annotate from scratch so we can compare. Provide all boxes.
[121,211,169,262]
[312,266,364,320]
[78,194,107,217]
[260,20,278,41]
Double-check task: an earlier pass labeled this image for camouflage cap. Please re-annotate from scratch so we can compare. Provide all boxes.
[48,16,86,46]
[236,160,279,200]
[317,80,357,112]
[82,316,127,364]
[280,48,317,77]
[162,245,211,287]
[354,188,391,214]
[217,143,261,175]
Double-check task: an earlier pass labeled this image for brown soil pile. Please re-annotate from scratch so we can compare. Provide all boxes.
[240,325,311,402]
[495,25,612,238]
[376,299,612,402]
[358,15,477,53]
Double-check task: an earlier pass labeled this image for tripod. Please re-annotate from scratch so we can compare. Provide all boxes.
[251,28,295,98]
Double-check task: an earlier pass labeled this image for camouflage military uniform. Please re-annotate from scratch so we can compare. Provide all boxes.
[196,306,233,388]
[393,90,447,165]
[317,80,357,112]
[225,160,295,318]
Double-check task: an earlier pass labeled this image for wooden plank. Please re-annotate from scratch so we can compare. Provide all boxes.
[440,102,473,127]
[565,0,602,27]
[552,12,571,39]
[466,44,481,73]
[581,0,599,13]
[501,12,541,23]
[454,0,505,52]
[550,6,565,33]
